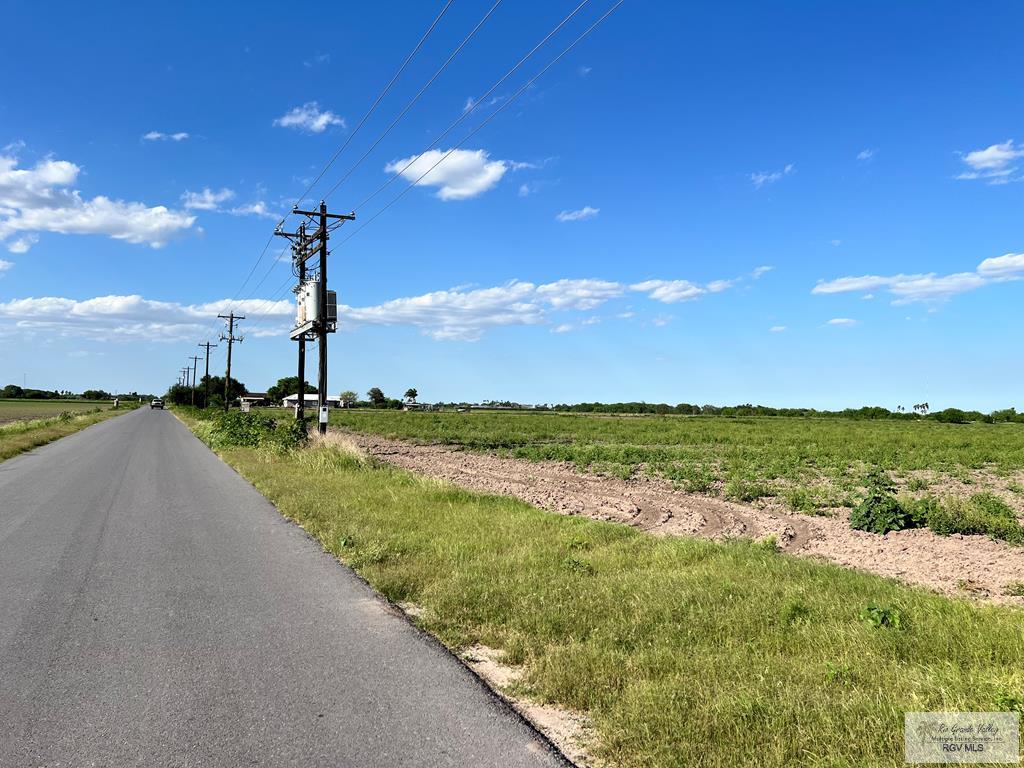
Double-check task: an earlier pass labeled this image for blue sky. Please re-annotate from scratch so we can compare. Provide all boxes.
[1,0,1022,409]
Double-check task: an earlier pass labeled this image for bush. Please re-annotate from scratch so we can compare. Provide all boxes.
[850,469,922,534]
[205,411,308,452]
[926,492,1024,545]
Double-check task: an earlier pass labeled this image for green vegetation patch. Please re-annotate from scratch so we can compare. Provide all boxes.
[329,411,1024,515]
[186,424,1024,768]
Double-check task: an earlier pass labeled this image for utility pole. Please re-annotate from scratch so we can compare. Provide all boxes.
[198,341,217,408]
[275,221,317,424]
[291,201,354,434]
[187,355,201,406]
[181,367,190,390]
[218,312,244,412]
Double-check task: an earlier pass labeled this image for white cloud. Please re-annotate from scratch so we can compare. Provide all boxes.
[631,279,704,303]
[518,183,532,197]
[0,259,11,274]
[181,187,235,210]
[769,325,786,332]
[0,294,292,342]
[0,153,193,252]
[977,252,1024,278]
[830,239,842,246]
[143,131,190,142]
[813,252,1024,304]
[229,201,278,220]
[751,265,773,278]
[578,65,592,77]
[536,278,622,310]
[827,318,857,327]
[652,314,672,327]
[551,323,573,334]
[706,279,734,293]
[750,163,794,189]
[862,293,874,300]
[956,140,1024,183]
[274,102,345,133]
[6,234,36,253]
[857,149,875,161]
[384,148,507,200]
[556,206,599,222]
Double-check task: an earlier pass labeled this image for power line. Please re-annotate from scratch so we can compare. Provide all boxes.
[319,0,503,202]
[353,0,592,213]
[338,0,625,249]
[294,0,456,209]
[210,1,455,333]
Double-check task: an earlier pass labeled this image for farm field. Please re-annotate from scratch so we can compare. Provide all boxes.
[330,410,1024,514]
[0,401,134,461]
[0,399,114,425]
[177,408,1024,768]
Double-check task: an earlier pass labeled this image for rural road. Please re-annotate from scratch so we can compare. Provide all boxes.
[0,408,568,767]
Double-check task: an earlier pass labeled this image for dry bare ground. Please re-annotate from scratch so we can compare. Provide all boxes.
[345,431,1024,605]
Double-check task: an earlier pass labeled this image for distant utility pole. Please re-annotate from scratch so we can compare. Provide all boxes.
[290,201,354,435]
[187,355,201,406]
[218,312,244,412]
[181,367,190,389]
[198,341,217,408]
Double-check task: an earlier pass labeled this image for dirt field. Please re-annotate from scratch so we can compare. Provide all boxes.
[345,431,1024,604]
[0,400,106,425]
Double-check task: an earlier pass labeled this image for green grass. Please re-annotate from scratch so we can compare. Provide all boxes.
[328,410,1024,514]
[183,417,1024,768]
[0,399,117,425]
[0,405,131,461]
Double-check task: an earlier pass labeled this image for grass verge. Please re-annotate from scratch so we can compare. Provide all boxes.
[0,406,130,462]
[180,413,1024,768]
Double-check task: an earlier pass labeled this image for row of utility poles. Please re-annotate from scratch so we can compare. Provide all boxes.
[275,201,354,435]
[173,200,352,428]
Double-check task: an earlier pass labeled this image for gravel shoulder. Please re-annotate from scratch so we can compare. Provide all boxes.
[346,431,1024,605]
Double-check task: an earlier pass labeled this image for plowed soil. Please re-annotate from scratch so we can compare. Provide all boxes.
[345,431,1024,605]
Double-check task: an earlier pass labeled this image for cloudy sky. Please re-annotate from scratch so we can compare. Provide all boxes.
[1,1,1022,409]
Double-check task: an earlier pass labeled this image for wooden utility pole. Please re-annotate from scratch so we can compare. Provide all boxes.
[187,355,201,406]
[198,341,217,408]
[218,312,244,412]
[291,201,354,435]
[275,222,314,424]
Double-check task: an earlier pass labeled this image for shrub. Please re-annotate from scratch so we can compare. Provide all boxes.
[1004,582,1024,597]
[849,469,922,534]
[205,411,308,452]
[860,602,902,629]
[926,492,1024,545]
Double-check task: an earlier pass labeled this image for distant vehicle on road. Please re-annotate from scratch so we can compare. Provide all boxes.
[150,399,164,410]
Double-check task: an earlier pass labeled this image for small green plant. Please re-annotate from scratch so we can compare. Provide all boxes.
[849,469,921,534]
[781,598,811,625]
[1003,582,1024,597]
[905,476,930,492]
[561,555,596,576]
[859,602,902,629]
[994,692,1024,715]
[824,661,852,685]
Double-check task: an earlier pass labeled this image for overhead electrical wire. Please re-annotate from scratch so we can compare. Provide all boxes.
[202,0,457,342]
[318,0,503,201]
[352,0,591,213]
[218,0,626,348]
[337,0,625,250]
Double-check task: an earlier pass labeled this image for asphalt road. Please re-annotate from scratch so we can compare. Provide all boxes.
[0,408,568,767]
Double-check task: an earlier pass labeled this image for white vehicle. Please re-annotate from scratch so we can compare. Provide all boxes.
[150,398,164,409]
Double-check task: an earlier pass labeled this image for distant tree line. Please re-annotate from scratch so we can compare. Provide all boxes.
[1,384,153,400]
[545,402,1024,423]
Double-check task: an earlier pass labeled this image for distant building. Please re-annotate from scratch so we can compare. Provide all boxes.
[240,393,269,407]
[281,393,342,408]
